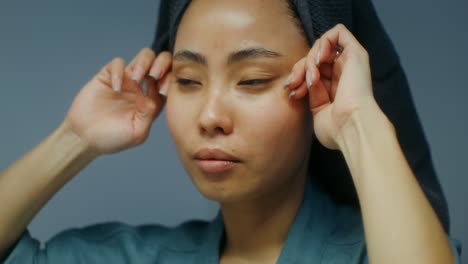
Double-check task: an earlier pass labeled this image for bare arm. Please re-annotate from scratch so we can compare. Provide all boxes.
[0,49,172,259]
[339,100,453,263]
[287,24,455,263]
[0,122,97,259]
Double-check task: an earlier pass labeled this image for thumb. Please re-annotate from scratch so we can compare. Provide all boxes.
[131,95,159,144]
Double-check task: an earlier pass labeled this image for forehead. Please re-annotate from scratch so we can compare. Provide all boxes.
[174,0,308,60]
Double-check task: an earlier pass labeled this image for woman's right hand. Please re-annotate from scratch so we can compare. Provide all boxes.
[65,48,172,154]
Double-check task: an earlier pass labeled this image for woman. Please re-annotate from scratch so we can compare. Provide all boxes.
[0,0,461,263]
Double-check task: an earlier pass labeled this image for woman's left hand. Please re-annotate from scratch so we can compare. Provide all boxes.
[285,24,377,150]
[285,25,457,264]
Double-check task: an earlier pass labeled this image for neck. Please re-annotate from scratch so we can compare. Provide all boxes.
[219,171,307,261]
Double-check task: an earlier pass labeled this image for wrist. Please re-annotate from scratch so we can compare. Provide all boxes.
[57,120,101,160]
[337,99,396,160]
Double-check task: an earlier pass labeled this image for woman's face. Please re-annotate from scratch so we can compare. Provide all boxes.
[166,0,313,203]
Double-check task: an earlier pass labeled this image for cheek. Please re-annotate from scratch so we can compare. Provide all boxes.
[236,93,312,168]
[166,92,195,149]
[166,86,312,170]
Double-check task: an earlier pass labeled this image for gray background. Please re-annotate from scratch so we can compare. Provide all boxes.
[0,0,466,261]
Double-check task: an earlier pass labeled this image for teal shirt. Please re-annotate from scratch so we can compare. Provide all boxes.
[4,179,462,263]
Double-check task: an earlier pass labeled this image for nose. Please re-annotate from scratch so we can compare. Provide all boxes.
[198,90,233,137]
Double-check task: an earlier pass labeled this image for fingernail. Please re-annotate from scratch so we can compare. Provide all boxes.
[284,75,291,88]
[288,90,296,99]
[112,76,122,93]
[132,65,144,82]
[159,81,169,97]
[306,70,313,89]
[316,40,321,66]
[149,66,162,80]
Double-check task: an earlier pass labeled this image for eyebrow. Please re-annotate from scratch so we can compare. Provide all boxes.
[173,47,282,66]
[227,47,282,64]
[173,50,207,65]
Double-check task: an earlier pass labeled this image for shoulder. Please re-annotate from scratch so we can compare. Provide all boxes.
[4,219,215,263]
[52,219,214,251]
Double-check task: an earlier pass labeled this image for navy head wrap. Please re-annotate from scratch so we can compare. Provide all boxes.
[151,0,450,233]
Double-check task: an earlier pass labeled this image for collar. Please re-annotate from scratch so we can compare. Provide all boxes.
[198,177,341,264]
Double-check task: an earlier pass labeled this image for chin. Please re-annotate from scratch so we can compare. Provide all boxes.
[187,170,260,203]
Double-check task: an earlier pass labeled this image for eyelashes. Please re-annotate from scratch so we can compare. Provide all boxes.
[238,79,272,86]
[176,78,201,86]
[175,78,273,88]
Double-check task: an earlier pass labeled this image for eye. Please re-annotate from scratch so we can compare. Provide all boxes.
[238,79,272,86]
[176,78,201,86]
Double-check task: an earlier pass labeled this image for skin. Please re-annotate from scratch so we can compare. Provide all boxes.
[169,2,312,209]
[166,1,313,261]
[0,0,455,263]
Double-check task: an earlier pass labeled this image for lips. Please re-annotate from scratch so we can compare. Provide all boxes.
[193,148,241,173]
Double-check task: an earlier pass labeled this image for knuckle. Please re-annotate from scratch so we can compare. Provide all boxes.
[100,67,111,79]
[157,51,173,64]
[133,48,156,68]
[113,57,125,65]
[110,59,125,74]
[160,51,172,58]
[293,59,303,71]
[355,45,369,59]
[142,47,155,57]
[292,59,304,73]
[307,47,315,58]
[335,23,347,31]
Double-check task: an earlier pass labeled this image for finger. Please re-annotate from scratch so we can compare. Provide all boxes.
[146,75,158,99]
[287,56,321,100]
[146,74,167,105]
[126,47,156,83]
[318,63,333,80]
[148,51,172,81]
[288,81,308,100]
[120,70,145,95]
[315,24,366,66]
[158,74,170,97]
[304,37,325,91]
[109,57,125,93]
[97,57,125,93]
[309,78,331,115]
[284,57,309,100]
[284,57,306,90]
[306,39,330,109]
[306,24,365,99]
[145,75,166,118]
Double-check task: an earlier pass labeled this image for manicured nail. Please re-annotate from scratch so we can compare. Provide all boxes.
[132,65,144,82]
[306,70,313,89]
[284,75,291,88]
[316,41,321,66]
[149,66,162,80]
[112,76,122,93]
[288,90,296,99]
[159,81,169,97]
